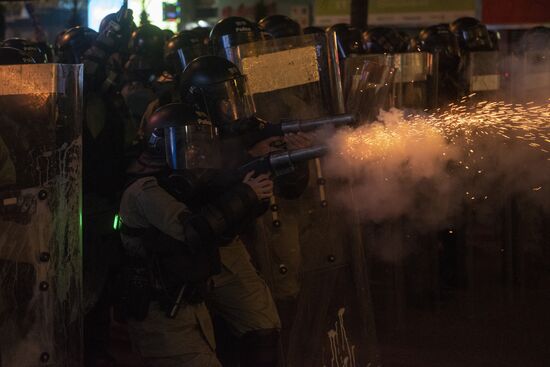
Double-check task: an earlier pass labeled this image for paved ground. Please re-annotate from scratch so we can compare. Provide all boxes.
[108,290,550,367]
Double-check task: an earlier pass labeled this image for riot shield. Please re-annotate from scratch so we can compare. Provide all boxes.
[343,53,435,115]
[227,33,333,121]
[228,35,379,366]
[0,64,83,367]
[514,50,550,103]
[461,51,502,101]
[391,52,436,110]
[343,57,396,123]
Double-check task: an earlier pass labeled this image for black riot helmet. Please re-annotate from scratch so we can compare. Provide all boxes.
[450,17,494,52]
[258,14,302,39]
[180,56,255,128]
[193,26,212,46]
[130,24,165,59]
[99,13,118,34]
[418,24,461,73]
[0,47,36,65]
[124,53,164,84]
[209,16,264,57]
[1,38,48,63]
[55,26,98,64]
[99,12,136,50]
[362,27,408,54]
[163,29,175,41]
[397,30,415,51]
[327,23,363,59]
[145,103,221,170]
[164,30,209,75]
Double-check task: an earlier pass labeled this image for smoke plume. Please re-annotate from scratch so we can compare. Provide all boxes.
[324,102,550,233]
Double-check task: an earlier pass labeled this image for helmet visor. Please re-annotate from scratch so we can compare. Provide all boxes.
[201,76,256,126]
[166,43,208,73]
[164,124,221,170]
[177,44,207,70]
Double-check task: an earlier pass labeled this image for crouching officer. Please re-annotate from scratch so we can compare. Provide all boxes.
[117,103,273,367]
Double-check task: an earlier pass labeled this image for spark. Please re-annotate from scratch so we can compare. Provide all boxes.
[336,99,550,162]
[331,98,549,201]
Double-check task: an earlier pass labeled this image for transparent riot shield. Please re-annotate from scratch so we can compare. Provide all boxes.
[461,51,502,101]
[391,52,436,110]
[227,33,333,121]
[514,50,550,103]
[343,57,396,123]
[0,64,83,367]
[343,53,435,115]
[228,35,379,366]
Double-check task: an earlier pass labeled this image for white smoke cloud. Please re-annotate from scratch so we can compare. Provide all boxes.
[324,104,550,236]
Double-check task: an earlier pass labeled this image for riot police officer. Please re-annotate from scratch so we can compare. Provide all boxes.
[209,16,265,58]
[55,26,98,64]
[59,11,137,367]
[164,30,209,77]
[449,17,501,101]
[82,7,135,93]
[450,17,495,52]
[515,26,550,102]
[327,23,364,80]
[417,23,462,105]
[0,46,35,64]
[122,23,169,125]
[0,38,49,63]
[192,26,211,48]
[180,55,314,367]
[362,26,409,54]
[118,103,273,367]
[329,23,363,60]
[139,28,212,153]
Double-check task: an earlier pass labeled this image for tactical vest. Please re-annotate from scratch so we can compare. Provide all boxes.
[120,172,223,289]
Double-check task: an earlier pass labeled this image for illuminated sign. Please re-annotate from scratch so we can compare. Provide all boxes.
[88,0,179,32]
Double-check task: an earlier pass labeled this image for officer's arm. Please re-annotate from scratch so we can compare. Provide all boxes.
[135,177,260,249]
[82,11,132,92]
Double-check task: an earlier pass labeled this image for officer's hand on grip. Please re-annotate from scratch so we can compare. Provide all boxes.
[243,171,273,200]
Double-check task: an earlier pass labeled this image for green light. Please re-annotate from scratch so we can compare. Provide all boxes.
[113,214,120,230]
